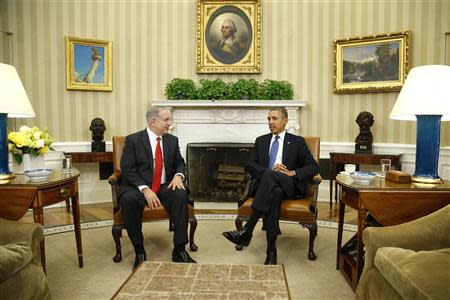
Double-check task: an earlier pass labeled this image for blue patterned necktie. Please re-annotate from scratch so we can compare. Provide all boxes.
[268,135,280,170]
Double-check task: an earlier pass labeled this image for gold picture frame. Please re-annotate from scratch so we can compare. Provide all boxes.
[445,32,450,65]
[66,36,112,91]
[334,31,410,94]
[196,0,261,73]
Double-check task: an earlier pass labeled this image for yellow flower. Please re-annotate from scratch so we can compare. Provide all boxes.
[8,126,54,163]
[40,146,49,155]
[8,132,27,148]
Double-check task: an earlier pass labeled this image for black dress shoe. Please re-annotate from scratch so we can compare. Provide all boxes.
[172,250,197,263]
[222,227,253,246]
[133,252,147,270]
[264,250,277,265]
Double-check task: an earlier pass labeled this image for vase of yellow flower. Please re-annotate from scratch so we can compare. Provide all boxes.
[8,125,54,173]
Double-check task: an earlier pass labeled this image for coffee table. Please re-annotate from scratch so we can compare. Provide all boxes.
[112,262,291,299]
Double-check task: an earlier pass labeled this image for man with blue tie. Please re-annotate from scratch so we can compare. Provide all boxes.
[223,107,319,264]
[119,106,196,270]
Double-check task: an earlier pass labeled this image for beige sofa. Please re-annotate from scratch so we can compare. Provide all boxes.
[355,205,450,300]
[0,218,50,300]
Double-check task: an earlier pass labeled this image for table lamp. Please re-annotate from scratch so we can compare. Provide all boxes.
[390,65,450,183]
[0,63,35,179]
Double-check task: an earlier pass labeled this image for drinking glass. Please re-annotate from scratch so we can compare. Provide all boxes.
[62,155,72,173]
[380,159,391,177]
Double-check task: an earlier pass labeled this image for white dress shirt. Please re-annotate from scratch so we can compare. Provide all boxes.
[138,128,166,192]
[268,130,286,166]
[138,128,184,193]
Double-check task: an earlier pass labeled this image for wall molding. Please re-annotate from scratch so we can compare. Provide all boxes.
[51,141,450,180]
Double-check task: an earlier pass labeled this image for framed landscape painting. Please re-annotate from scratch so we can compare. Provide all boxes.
[334,31,410,93]
[66,36,112,91]
[197,0,261,73]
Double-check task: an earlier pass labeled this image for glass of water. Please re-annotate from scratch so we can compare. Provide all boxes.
[62,155,72,173]
[380,159,391,177]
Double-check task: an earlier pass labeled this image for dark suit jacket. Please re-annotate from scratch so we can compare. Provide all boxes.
[246,132,319,197]
[118,129,186,198]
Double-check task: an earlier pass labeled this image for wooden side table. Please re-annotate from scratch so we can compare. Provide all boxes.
[336,174,450,290]
[329,152,401,209]
[0,169,83,273]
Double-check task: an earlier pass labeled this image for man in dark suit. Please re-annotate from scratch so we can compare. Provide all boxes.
[223,107,319,264]
[119,106,196,270]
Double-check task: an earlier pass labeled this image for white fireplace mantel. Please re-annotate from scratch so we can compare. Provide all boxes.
[152,100,306,108]
[152,100,307,158]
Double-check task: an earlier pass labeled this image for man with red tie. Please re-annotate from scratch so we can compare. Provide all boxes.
[119,106,196,270]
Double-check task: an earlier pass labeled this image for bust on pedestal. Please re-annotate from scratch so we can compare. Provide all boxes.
[355,111,374,154]
[90,118,106,152]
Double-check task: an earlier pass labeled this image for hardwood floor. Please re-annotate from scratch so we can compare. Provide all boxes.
[21,201,357,228]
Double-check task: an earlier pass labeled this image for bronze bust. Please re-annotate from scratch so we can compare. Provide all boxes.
[355,111,374,153]
[90,118,106,152]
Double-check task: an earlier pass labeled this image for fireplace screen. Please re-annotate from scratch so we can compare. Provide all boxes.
[187,143,254,202]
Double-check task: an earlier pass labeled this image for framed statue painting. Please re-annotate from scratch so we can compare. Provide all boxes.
[65,36,112,91]
[334,31,410,94]
[197,0,261,73]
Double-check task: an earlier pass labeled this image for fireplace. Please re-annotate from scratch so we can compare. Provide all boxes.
[151,100,305,201]
[187,143,254,202]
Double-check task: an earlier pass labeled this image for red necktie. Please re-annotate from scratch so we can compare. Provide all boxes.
[151,137,163,193]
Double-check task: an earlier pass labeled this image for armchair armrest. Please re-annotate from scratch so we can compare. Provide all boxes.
[312,174,322,185]
[363,205,450,269]
[309,173,322,210]
[108,171,122,185]
[0,218,44,265]
[108,171,122,210]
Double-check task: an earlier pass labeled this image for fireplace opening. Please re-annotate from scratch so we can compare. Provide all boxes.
[187,143,254,202]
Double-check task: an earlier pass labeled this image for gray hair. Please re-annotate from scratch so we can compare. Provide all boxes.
[223,19,237,33]
[145,106,161,121]
[145,105,170,121]
[269,107,288,118]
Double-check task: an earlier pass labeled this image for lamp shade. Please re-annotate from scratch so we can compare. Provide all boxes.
[0,63,35,118]
[390,65,450,121]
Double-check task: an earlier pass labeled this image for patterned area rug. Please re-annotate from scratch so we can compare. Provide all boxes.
[44,219,355,299]
[114,262,290,299]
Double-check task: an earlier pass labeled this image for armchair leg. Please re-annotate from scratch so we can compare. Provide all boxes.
[302,222,317,260]
[235,215,248,251]
[112,224,124,262]
[189,216,198,252]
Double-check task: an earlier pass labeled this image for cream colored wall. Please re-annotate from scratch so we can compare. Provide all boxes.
[2,0,449,146]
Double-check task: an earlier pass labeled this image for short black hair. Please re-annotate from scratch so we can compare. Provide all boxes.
[269,107,288,118]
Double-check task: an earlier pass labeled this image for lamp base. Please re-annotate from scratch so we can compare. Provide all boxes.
[0,172,15,184]
[412,175,443,184]
[413,115,442,184]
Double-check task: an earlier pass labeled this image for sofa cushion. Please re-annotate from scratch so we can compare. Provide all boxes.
[375,247,450,300]
[0,242,33,281]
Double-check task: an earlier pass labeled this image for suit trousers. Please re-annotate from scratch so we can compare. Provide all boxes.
[251,170,298,237]
[119,184,189,253]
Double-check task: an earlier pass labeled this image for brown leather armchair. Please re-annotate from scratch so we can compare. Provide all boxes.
[108,136,198,263]
[235,136,322,260]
